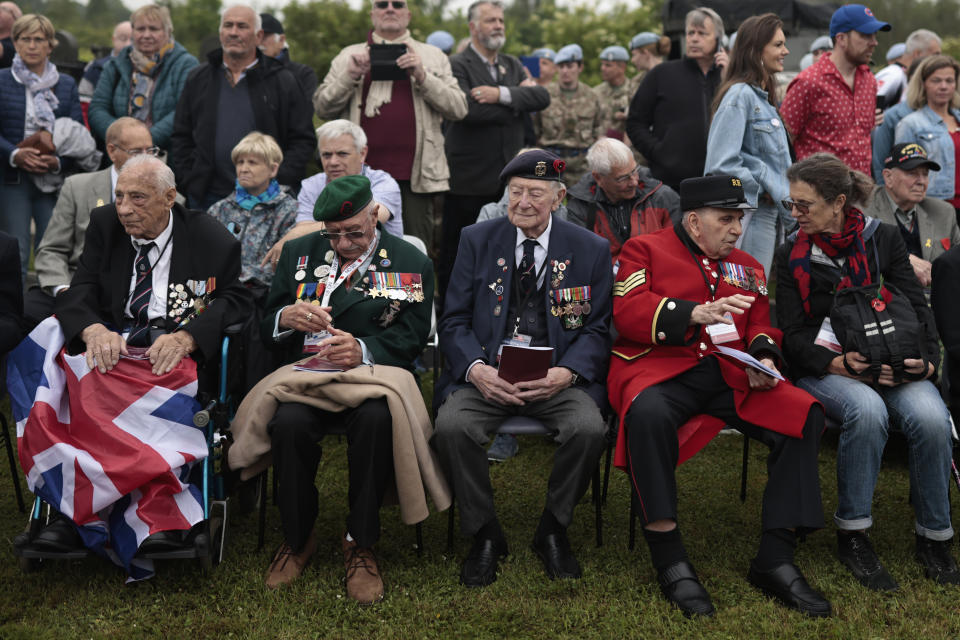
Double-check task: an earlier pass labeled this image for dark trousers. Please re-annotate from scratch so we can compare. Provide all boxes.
[23,286,55,332]
[438,191,500,308]
[269,397,394,551]
[623,357,825,533]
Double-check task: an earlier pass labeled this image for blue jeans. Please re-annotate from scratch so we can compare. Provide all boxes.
[798,375,954,540]
[0,178,56,282]
[736,200,781,275]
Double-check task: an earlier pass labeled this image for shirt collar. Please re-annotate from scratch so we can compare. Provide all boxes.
[130,210,173,250]
[470,42,497,66]
[110,165,119,198]
[515,214,552,252]
[882,187,918,227]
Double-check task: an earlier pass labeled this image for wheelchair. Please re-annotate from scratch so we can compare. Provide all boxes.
[13,328,242,574]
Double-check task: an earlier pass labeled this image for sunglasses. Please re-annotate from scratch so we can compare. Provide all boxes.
[319,230,367,241]
[781,198,823,215]
[374,1,406,8]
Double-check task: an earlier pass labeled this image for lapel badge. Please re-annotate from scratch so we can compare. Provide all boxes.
[96,198,105,207]
[324,250,335,263]
[493,304,501,316]
[315,264,331,279]
[497,257,506,267]
[379,249,388,259]
[380,258,391,267]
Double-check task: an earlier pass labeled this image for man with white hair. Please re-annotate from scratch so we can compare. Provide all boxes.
[567,137,679,266]
[172,4,315,209]
[261,119,403,265]
[0,1,22,68]
[876,29,941,109]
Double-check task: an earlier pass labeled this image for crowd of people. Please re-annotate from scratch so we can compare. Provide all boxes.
[6,0,960,622]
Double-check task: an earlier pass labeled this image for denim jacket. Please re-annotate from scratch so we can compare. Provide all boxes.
[895,105,960,200]
[705,83,791,220]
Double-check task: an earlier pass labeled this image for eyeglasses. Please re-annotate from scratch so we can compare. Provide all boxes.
[781,198,823,215]
[612,166,642,185]
[117,146,161,157]
[374,1,406,8]
[16,36,49,46]
[320,230,367,241]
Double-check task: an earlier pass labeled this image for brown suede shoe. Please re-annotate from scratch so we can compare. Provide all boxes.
[343,534,384,604]
[265,531,316,590]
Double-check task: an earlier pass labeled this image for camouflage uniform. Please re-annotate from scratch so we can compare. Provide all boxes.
[536,82,605,187]
[594,80,634,138]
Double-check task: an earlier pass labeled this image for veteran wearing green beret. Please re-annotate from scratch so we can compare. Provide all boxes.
[259,174,434,603]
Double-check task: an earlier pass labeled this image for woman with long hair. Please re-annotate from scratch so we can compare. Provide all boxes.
[704,13,791,273]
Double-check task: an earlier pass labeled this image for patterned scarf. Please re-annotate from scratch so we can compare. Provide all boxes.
[11,54,59,133]
[788,207,872,316]
[363,29,415,118]
[128,41,174,125]
[234,179,280,211]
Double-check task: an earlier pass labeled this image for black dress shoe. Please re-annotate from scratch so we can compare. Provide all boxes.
[915,534,960,585]
[837,531,898,591]
[532,531,582,580]
[139,530,187,553]
[748,562,831,618]
[656,561,715,617]
[33,514,84,552]
[460,537,508,587]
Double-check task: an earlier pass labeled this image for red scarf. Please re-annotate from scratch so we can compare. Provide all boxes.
[788,208,872,316]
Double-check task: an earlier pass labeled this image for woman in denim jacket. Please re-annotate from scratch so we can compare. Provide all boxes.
[705,13,791,274]
[895,55,960,207]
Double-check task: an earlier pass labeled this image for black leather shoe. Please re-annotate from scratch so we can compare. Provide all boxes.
[748,562,831,617]
[33,514,84,552]
[656,561,715,617]
[837,531,898,591]
[460,537,508,587]
[139,530,187,553]
[532,531,581,580]
[915,534,960,585]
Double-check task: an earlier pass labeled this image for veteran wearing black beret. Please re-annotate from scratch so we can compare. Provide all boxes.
[259,174,434,602]
[433,149,613,587]
[606,174,830,617]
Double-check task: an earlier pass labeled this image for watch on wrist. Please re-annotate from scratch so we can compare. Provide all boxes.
[567,369,580,385]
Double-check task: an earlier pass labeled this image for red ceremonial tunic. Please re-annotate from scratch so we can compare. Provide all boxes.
[607,225,819,470]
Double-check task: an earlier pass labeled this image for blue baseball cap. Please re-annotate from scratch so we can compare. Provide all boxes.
[426,30,454,54]
[554,44,583,64]
[599,46,629,62]
[829,4,891,38]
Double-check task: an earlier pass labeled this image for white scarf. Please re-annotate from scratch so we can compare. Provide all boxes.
[364,30,416,118]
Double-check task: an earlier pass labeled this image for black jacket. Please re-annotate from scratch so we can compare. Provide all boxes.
[774,218,939,380]
[276,49,318,100]
[626,57,722,190]
[444,47,550,196]
[0,230,22,352]
[170,49,316,204]
[932,246,960,413]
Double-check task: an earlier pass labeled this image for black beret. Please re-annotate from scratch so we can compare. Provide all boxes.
[499,150,566,183]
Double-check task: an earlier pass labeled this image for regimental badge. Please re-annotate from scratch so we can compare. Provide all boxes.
[378,300,402,327]
[535,161,547,177]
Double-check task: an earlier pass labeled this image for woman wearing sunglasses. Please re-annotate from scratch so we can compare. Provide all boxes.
[774,152,960,591]
[705,13,792,274]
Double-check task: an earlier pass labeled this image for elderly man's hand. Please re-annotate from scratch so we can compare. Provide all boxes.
[146,331,197,375]
[317,327,363,368]
[746,357,779,390]
[348,50,371,81]
[690,294,754,326]
[81,323,127,373]
[279,302,334,333]
[515,367,574,402]
[908,253,933,287]
[469,363,524,406]
[470,85,500,104]
[397,48,426,84]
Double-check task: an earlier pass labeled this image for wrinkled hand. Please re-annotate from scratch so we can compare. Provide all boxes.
[515,367,574,403]
[13,147,49,173]
[470,85,500,104]
[317,327,362,369]
[714,48,729,68]
[40,154,59,171]
[146,331,197,375]
[690,294,754,326]
[279,302,333,333]
[469,363,523,406]
[348,50,371,81]
[81,323,127,373]
[746,357,779,391]
[397,49,426,84]
[908,253,933,287]
[874,107,884,129]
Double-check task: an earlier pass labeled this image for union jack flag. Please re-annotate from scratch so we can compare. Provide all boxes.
[8,318,208,580]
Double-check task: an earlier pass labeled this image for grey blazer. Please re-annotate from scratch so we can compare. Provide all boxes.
[864,184,960,263]
[35,167,113,293]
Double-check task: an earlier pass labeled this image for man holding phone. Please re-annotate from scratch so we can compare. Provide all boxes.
[314,0,467,260]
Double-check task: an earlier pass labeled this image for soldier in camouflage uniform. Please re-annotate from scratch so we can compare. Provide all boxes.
[535,44,605,187]
[594,46,634,142]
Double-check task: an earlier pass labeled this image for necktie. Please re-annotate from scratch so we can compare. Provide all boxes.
[519,239,538,296]
[127,241,156,346]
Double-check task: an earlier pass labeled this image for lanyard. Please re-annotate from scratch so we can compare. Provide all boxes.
[320,239,377,307]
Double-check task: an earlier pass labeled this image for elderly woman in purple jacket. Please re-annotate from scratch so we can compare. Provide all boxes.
[0,13,82,281]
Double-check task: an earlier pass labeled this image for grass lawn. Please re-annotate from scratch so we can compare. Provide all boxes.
[2,400,960,638]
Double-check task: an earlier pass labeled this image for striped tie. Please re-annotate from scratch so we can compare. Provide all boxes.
[126,241,156,346]
[519,239,538,295]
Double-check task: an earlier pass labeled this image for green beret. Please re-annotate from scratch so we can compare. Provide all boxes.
[313,175,374,222]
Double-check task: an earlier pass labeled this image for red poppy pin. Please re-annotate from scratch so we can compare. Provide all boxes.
[553,159,565,174]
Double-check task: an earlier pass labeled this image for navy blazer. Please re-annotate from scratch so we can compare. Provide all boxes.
[438,214,613,408]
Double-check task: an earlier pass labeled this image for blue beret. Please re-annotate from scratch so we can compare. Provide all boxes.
[426,30,455,54]
[554,44,583,64]
[599,46,629,62]
[531,47,556,61]
[499,150,565,183]
[810,35,833,52]
[885,42,905,61]
[629,32,659,50]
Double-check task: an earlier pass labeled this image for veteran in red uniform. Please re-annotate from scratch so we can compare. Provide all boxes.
[608,175,830,618]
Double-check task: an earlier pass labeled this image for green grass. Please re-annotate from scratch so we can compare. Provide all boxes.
[2,409,960,638]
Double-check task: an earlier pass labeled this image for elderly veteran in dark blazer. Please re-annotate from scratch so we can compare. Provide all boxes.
[433,150,611,587]
[864,142,960,288]
[55,154,249,376]
[608,175,830,618]
[259,174,434,603]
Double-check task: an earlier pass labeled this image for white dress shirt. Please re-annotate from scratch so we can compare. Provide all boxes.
[124,212,173,325]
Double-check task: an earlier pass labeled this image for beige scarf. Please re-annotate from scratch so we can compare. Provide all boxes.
[364,29,416,118]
